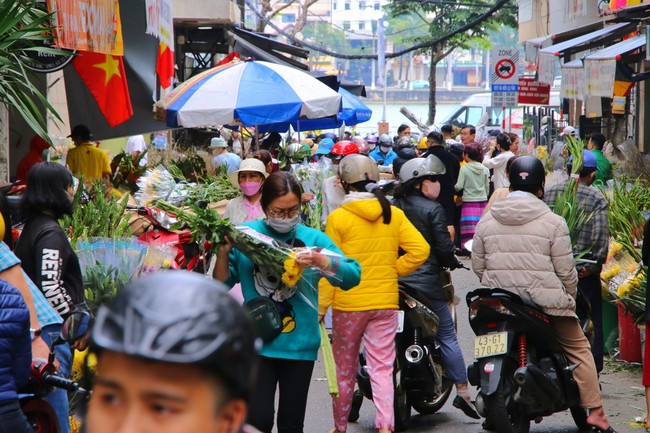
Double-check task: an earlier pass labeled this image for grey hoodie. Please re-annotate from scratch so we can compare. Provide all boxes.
[472,192,579,317]
[454,161,490,202]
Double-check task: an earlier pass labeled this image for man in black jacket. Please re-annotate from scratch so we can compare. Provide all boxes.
[422,131,461,242]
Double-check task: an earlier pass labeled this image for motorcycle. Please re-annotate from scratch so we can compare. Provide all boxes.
[348,269,463,431]
[20,313,89,433]
[127,203,212,273]
[465,283,593,433]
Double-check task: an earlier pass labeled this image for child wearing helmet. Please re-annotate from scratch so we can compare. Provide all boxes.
[86,272,258,433]
[319,154,429,433]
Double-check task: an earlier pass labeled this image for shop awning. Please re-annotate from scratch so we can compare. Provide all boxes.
[584,34,645,61]
[524,35,552,63]
[539,22,634,58]
[583,35,645,98]
[229,27,309,70]
[538,22,635,84]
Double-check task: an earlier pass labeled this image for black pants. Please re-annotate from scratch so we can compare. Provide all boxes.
[247,356,315,433]
[579,272,603,373]
[0,400,33,433]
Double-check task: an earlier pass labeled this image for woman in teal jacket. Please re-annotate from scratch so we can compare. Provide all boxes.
[214,171,361,433]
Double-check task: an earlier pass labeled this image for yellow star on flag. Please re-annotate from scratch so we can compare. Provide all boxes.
[92,55,121,86]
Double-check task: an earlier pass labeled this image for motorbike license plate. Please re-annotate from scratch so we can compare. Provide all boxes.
[397,310,404,333]
[474,332,508,359]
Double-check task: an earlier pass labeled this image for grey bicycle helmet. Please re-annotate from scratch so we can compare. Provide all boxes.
[91,271,258,398]
[399,154,446,183]
[338,154,380,184]
[377,133,392,147]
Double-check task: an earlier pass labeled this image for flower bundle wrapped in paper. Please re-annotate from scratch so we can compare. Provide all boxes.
[293,160,333,230]
[155,200,307,287]
[135,165,192,206]
[76,237,148,314]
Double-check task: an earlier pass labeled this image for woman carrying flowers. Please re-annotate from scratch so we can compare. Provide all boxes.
[319,154,429,433]
[223,158,269,225]
[214,171,361,433]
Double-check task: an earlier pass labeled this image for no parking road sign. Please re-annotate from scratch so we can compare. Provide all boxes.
[491,47,519,108]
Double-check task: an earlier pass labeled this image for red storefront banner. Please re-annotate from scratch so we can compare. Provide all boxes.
[518,77,551,105]
[47,0,123,55]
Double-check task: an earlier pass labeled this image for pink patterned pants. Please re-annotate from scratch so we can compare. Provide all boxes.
[331,309,398,432]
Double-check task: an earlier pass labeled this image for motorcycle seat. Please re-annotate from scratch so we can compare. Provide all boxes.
[467,287,544,313]
[398,283,437,312]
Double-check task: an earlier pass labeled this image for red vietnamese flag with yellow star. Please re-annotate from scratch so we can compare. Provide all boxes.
[72,51,133,127]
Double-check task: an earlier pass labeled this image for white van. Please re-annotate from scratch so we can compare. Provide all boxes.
[436,92,561,135]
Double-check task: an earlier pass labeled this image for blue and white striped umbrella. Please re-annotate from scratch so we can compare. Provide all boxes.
[155,59,342,128]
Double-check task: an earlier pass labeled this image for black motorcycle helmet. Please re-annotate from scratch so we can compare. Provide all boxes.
[90,271,258,399]
[509,156,545,189]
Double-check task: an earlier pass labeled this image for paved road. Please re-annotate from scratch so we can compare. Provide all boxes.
[298,257,640,433]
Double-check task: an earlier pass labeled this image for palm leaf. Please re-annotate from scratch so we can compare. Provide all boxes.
[0,0,65,143]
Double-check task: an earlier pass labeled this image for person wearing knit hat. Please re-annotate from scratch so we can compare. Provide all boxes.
[210,137,241,175]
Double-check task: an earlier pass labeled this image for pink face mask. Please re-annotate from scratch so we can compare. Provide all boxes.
[421,179,441,201]
[240,181,262,197]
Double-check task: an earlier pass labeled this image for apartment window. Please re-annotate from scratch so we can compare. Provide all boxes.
[333,1,337,9]
[344,1,350,10]
[282,14,296,23]
[343,21,350,30]
[358,21,365,30]
[374,2,380,9]
[359,0,366,9]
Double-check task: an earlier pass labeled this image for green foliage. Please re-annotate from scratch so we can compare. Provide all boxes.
[301,21,355,54]
[608,177,649,263]
[0,0,67,142]
[386,0,518,58]
[548,137,592,248]
[83,261,131,315]
[59,182,131,243]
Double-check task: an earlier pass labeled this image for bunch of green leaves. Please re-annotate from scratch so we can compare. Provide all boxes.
[60,182,131,243]
[184,171,241,204]
[168,154,206,182]
[155,200,288,275]
[83,260,131,314]
[608,178,647,263]
[0,0,67,142]
[550,136,592,248]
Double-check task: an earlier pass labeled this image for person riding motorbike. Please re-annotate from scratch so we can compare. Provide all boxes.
[85,271,258,433]
[393,154,479,419]
[471,156,616,433]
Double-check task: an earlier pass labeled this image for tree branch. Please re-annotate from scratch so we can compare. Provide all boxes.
[244,0,511,59]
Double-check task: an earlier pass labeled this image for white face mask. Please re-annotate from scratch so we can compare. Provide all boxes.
[380,145,392,153]
[421,179,441,201]
[266,215,300,233]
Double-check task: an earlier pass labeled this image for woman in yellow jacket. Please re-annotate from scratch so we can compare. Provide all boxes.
[319,154,429,433]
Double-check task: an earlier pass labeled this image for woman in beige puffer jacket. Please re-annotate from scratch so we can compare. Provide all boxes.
[471,156,616,432]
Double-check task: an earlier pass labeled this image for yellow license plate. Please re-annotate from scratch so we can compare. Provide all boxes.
[474,332,508,359]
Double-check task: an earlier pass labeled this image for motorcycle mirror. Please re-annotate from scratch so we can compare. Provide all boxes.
[59,312,90,344]
[464,240,473,252]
